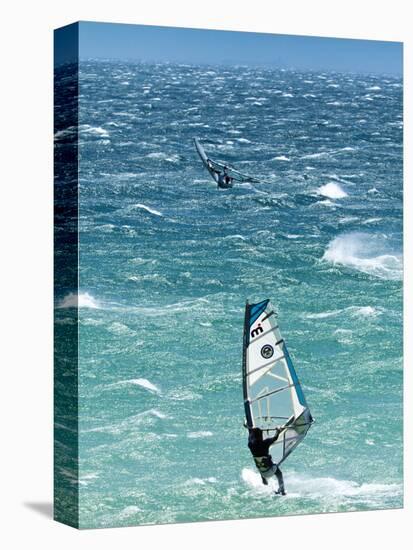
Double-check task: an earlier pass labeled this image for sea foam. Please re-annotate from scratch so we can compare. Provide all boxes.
[242,468,401,504]
[133,203,163,216]
[317,182,348,199]
[57,292,100,309]
[107,378,161,394]
[323,232,402,280]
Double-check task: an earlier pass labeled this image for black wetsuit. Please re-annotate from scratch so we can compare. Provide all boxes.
[248,434,278,457]
[248,431,286,494]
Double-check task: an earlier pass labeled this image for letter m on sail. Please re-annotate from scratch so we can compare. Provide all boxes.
[251,325,264,338]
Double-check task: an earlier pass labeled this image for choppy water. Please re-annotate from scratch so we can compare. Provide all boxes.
[55,61,403,528]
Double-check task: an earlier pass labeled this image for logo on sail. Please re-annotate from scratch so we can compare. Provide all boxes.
[251,323,264,338]
[261,344,274,359]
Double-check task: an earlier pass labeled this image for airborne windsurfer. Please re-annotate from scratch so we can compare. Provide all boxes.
[248,427,286,495]
[206,160,233,188]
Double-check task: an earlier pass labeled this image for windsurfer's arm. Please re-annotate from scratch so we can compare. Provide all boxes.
[266,428,282,446]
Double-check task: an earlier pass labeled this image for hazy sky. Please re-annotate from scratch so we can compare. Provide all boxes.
[55,21,403,76]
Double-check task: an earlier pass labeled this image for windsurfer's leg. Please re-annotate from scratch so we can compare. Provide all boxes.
[261,475,268,486]
[274,467,286,495]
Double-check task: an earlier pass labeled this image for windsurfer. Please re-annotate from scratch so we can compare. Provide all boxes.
[248,427,286,495]
[206,160,233,188]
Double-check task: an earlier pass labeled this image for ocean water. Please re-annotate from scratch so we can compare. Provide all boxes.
[55,61,403,528]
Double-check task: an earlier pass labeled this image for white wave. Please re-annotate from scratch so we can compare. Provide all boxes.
[323,232,402,280]
[146,152,180,163]
[168,388,202,401]
[317,182,348,199]
[79,124,110,139]
[78,472,100,487]
[304,305,381,320]
[339,216,359,224]
[362,217,382,225]
[151,409,167,419]
[187,431,213,439]
[236,182,267,194]
[133,203,163,216]
[354,306,381,317]
[119,506,142,519]
[305,309,343,319]
[107,378,161,394]
[242,468,401,504]
[57,292,100,309]
[272,155,290,161]
[301,151,329,159]
[185,477,217,486]
[316,199,336,207]
[223,234,247,241]
[84,409,168,434]
[286,474,401,502]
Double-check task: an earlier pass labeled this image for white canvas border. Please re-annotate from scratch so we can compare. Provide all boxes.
[1,0,410,548]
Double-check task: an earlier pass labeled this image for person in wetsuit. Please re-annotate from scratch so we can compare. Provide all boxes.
[248,427,286,495]
[222,166,233,187]
[206,160,233,188]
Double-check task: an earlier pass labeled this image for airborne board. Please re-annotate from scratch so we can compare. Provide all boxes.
[193,137,261,187]
[243,299,313,466]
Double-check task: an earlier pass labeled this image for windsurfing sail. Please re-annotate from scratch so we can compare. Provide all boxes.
[194,137,261,185]
[243,299,313,466]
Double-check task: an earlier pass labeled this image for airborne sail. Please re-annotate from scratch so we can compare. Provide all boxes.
[194,137,261,185]
[243,299,313,466]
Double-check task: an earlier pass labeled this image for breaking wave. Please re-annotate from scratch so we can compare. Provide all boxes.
[133,203,163,216]
[57,292,100,309]
[106,378,161,394]
[242,469,402,506]
[317,182,348,199]
[323,232,402,280]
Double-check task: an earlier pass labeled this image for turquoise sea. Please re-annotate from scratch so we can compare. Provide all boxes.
[55,60,403,528]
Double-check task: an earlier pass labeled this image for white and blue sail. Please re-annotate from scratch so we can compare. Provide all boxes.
[243,299,313,465]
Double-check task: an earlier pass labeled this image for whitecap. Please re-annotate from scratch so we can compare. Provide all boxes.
[57,292,100,309]
[185,477,217,486]
[304,306,382,320]
[150,409,167,419]
[352,306,381,317]
[107,378,161,394]
[187,431,213,439]
[316,199,336,207]
[317,182,348,199]
[323,232,402,280]
[242,468,401,504]
[223,234,247,241]
[132,203,163,216]
[301,151,329,159]
[119,506,142,518]
[304,309,343,319]
[272,155,290,161]
[79,124,110,139]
